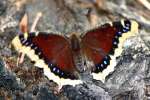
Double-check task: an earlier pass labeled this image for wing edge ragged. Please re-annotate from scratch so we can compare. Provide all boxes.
[92,20,139,82]
[12,32,83,88]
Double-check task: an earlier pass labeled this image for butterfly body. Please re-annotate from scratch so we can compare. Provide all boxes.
[12,19,139,88]
[70,34,88,73]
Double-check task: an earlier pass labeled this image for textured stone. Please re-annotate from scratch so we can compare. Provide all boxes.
[0,0,7,15]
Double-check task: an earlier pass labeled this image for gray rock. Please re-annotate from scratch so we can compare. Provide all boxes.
[0,0,7,15]
[105,38,150,99]
[36,86,58,100]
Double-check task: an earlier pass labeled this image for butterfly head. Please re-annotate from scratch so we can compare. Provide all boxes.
[70,34,81,51]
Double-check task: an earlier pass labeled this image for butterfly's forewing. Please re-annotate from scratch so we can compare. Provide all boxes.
[82,24,116,69]
[12,32,82,87]
[81,20,139,81]
[27,33,75,73]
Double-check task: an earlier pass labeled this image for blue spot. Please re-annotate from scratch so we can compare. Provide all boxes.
[101,64,104,67]
[57,69,60,73]
[116,31,122,36]
[124,20,131,27]
[122,28,128,32]
[48,63,53,67]
[114,36,118,39]
[34,46,38,50]
[20,37,24,41]
[31,44,36,49]
[104,61,107,65]
[125,23,130,27]
[30,43,33,47]
[25,42,30,46]
[105,56,109,60]
[61,72,64,76]
[113,41,117,45]
[53,67,56,72]
[22,40,26,44]
[125,26,129,30]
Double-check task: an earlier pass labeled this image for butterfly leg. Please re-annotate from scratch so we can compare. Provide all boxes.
[17,52,25,66]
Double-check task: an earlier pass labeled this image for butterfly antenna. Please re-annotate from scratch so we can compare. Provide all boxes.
[30,12,42,32]
[17,52,24,67]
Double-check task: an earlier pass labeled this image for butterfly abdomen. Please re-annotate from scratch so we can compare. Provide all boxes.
[70,34,86,73]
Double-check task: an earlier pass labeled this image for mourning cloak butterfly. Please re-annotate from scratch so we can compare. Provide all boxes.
[12,20,139,88]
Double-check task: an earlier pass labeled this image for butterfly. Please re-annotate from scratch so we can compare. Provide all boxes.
[11,14,139,89]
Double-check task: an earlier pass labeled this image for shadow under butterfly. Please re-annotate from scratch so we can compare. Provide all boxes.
[12,14,139,89]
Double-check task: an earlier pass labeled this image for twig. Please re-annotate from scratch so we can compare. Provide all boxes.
[137,0,150,10]
[106,2,150,29]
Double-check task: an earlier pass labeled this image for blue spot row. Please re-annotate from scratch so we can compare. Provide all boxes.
[121,20,131,33]
[112,20,131,49]
[47,62,76,79]
[95,55,111,72]
[114,20,131,37]
[48,63,62,75]
[19,33,77,80]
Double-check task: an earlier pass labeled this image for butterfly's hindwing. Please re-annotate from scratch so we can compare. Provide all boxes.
[12,32,82,87]
[82,20,138,81]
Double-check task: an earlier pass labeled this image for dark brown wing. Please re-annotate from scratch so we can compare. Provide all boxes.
[17,32,77,79]
[81,20,138,73]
